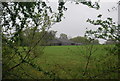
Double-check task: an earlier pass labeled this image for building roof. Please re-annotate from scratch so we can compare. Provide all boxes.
[58,38,74,43]
[47,38,83,45]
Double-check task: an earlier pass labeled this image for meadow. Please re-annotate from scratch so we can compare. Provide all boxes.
[4,45,118,79]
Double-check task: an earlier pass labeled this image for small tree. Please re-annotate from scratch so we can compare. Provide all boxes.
[60,33,68,39]
[84,3,120,79]
[1,1,66,79]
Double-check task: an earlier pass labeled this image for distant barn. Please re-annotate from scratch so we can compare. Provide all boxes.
[47,38,82,46]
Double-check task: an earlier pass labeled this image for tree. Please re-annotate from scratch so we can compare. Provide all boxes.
[70,36,89,44]
[86,16,119,41]
[59,33,68,39]
[1,1,66,79]
[84,2,120,79]
[19,27,57,46]
[105,39,117,45]
[70,36,99,44]
[45,30,57,40]
[85,14,120,53]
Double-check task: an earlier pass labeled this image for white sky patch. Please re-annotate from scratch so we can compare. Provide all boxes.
[99,0,119,2]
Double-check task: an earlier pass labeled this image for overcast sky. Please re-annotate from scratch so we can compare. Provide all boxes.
[47,0,118,44]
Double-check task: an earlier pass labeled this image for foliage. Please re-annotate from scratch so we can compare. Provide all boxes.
[74,0,100,10]
[1,1,67,79]
[84,8,119,79]
[20,28,57,46]
[2,1,66,44]
[86,15,119,41]
[59,33,68,39]
[105,39,118,45]
[85,15,120,54]
[70,36,99,44]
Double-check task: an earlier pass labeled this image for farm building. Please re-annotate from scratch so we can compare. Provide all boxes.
[47,38,82,46]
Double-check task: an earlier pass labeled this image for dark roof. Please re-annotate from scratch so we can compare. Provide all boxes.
[48,38,74,44]
[58,38,74,43]
[47,38,83,45]
[48,39,61,43]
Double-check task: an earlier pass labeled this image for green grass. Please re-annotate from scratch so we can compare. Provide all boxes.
[31,45,118,79]
[3,45,118,79]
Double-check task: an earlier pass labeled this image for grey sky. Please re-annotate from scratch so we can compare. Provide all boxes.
[48,1,118,44]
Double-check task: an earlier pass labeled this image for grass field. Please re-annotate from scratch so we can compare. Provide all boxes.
[4,45,118,79]
[30,45,118,79]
